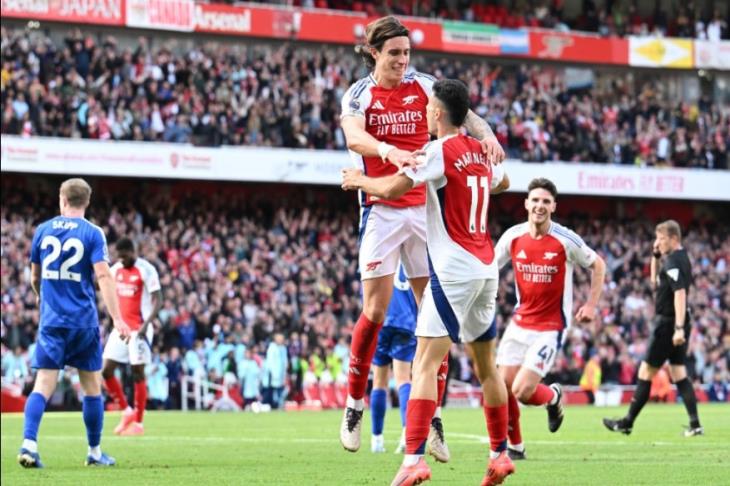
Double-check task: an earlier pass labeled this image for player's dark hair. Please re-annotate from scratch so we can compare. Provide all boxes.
[354,16,410,69]
[115,237,135,252]
[432,79,469,127]
[59,178,92,208]
[656,219,682,240]
[527,178,558,199]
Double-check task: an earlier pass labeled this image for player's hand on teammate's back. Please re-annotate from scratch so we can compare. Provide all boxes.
[341,168,364,191]
[575,304,597,323]
[385,148,420,169]
[479,135,505,165]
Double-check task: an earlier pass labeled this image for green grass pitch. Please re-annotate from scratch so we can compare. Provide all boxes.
[2,404,728,485]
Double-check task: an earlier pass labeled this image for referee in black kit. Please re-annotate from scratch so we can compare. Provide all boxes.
[603,220,703,437]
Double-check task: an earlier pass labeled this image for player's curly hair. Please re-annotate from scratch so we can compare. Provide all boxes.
[354,16,410,69]
[115,237,135,252]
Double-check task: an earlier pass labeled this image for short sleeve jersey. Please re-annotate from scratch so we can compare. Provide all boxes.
[494,221,597,332]
[655,248,692,320]
[403,133,504,281]
[341,71,435,208]
[30,216,109,328]
[110,257,161,330]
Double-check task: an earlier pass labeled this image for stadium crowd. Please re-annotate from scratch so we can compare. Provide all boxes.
[2,179,729,409]
[246,0,730,40]
[2,27,728,169]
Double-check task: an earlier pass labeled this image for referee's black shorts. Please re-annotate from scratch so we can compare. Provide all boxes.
[645,316,690,368]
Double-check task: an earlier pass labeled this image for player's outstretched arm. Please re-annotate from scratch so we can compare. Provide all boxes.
[94,261,131,339]
[341,168,413,200]
[575,254,606,323]
[341,116,418,168]
[464,110,505,164]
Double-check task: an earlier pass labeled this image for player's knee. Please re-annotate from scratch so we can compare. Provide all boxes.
[512,384,534,403]
[362,304,386,324]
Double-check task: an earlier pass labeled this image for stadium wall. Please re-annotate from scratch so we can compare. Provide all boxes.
[2,135,729,201]
[2,0,729,70]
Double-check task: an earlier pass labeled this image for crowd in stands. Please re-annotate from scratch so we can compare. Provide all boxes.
[2,27,728,169]
[2,178,728,409]
[259,0,729,40]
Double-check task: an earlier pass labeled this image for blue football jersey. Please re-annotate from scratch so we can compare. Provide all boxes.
[383,265,417,332]
[30,216,109,329]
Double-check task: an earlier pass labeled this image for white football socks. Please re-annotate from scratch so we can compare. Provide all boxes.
[346,395,364,411]
[88,446,101,460]
[22,439,38,453]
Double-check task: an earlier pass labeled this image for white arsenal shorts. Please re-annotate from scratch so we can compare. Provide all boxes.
[358,204,428,281]
[103,325,154,366]
[496,323,561,377]
[416,277,498,343]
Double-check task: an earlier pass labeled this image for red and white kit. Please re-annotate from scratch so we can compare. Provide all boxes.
[495,222,597,376]
[103,257,161,365]
[403,133,504,343]
[341,71,435,280]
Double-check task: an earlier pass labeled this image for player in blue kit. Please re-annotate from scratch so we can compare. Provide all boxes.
[370,264,449,462]
[18,178,131,469]
[370,264,417,453]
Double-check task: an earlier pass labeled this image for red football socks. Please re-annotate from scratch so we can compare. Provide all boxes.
[436,354,449,406]
[104,376,128,410]
[405,399,437,454]
[484,404,509,453]
[347,313,383,400]
[525,383,555,406]
[134,381,147,423]
[507,391,522,445]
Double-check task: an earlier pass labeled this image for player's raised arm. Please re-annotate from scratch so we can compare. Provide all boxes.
[463,110,505,165]
[94,261,130,339]
[341,169,413,200]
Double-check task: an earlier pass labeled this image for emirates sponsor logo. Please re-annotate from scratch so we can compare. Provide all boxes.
[515,261,559,283]
[368,110,423,126]
[368,110,423,137]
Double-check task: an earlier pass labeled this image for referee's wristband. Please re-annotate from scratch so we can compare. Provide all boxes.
[377,142,396,161]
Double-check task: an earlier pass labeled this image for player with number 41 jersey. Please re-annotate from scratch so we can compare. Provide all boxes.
[493,178,606,461]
